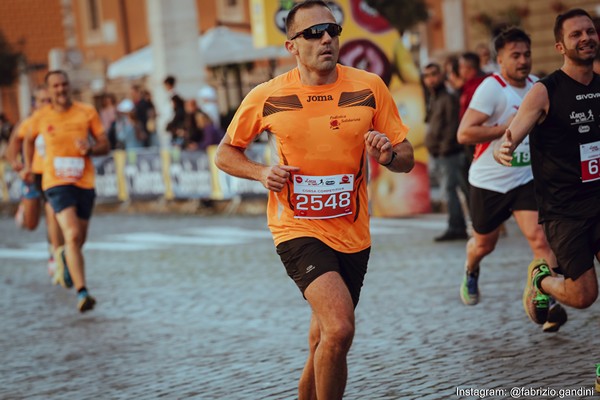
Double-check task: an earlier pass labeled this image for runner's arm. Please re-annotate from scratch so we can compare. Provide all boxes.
[5,124,23,170]
[76,132,110,156]
[215,134,299,192]
[21,129,36,183]
[457,108,505,145]
[493,83,549,166]
[385,139,414,173]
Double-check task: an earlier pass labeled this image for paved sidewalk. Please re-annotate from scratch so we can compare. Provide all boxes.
[0,213,598,399]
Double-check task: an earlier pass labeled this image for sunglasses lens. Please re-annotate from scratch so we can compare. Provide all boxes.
[302,23,341,39]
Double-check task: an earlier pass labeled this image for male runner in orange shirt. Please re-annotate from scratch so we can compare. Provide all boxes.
[6,85,64,276]
[24,70,109,312]
[215,1,414,398]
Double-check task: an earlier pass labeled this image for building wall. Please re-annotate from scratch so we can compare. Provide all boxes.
[0,0,65,122]
[464,0,600,75]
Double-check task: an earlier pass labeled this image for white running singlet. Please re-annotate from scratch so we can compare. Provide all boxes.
[468,73,537,193]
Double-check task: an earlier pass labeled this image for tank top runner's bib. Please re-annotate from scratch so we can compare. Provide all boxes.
[530,70,600,222]
[468,73,536,193]
[227,65,409,253]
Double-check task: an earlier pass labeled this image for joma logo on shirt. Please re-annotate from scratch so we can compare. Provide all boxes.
[576,93,600,100]
[306,95,333,103]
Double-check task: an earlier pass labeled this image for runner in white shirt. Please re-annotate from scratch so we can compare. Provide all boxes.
[457,28,567,332]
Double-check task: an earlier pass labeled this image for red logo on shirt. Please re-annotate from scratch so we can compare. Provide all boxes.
[330,119,340,130]
[295,176,303,184]
[340,175,350,184]
[47,125,54,133]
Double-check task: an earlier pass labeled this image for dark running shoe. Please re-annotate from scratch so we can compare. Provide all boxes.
[52,246,73,289]
[542,298,568,332]
[523,259,551,324]
[460,269,480,306]
[77,291,96,313]
[434,231,469,242]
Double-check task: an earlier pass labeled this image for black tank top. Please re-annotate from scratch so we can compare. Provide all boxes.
[530,69,600,221]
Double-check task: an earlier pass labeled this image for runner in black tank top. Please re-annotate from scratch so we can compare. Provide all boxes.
[494,10,600,354]
[530,70,600,222]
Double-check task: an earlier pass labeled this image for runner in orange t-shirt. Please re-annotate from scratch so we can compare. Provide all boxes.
[215,2,414,398]
[6,86,49,231]
[24,70,109,313]
[5,86,64,276]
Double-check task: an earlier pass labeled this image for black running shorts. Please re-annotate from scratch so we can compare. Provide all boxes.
[543,215,600,280]
[470,180,538,234]
[45,185,96,220]
[276,237,370,307]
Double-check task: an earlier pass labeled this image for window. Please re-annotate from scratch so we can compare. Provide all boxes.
[80,0,103,45]
[217,0,245,24]
[87,0,100,30]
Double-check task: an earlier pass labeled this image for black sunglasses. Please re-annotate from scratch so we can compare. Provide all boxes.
[290,23,342,40]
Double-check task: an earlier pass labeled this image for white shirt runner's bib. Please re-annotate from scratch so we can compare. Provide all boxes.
[293,174,354,219]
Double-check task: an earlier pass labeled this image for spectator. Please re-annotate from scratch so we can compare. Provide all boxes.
[0,113,13,158]
[115,99,146,150]
[164,76,186,142]
[181,99,224,151]
[197,85,221,129]
[423,62,469,241]
[458,52,488,120]
[476,42,500,73]
[99,94,117,149]
[131,85,155,147]
[443,55,463,94]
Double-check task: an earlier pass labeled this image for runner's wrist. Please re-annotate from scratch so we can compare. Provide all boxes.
[381,151,396,167]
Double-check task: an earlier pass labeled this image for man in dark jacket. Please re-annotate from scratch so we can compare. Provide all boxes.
[423,62,469,241]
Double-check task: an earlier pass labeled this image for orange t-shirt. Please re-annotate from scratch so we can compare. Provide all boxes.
[30,102,105,190]
[17,117,45,174]
[227,64,409,253]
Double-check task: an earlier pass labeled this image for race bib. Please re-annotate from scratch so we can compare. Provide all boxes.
[293,174,354,219]
[511,137,531,167]
[54,157,84,181]
[580,140,600,183]
[34,135,46,158]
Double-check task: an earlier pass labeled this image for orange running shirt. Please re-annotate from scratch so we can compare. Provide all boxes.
[227,65,409,252]
[17,117,45,174]
[30,102,105,190]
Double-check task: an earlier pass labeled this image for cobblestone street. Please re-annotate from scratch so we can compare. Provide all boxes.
[1,213,599,399]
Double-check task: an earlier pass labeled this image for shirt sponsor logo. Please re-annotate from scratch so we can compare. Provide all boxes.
[306,95,333,103]
[576,93,600,100]
[579,125,591,133]
[570,109,594,125]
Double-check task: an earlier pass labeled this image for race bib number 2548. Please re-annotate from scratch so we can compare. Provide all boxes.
[293,174,354,219]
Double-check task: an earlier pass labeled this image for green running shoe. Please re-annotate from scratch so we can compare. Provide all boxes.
[523,259,551,324]
[460,269,479,306]
[595,363,600,393]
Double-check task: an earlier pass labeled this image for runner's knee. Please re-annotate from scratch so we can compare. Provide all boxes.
[567,276,598,309]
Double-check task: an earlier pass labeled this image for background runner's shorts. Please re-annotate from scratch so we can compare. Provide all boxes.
[33,173,46,201]
[543,215,600,280]
[45,185,96,220]
[470,181,537,234]
[276,237,370,307]
[21,180,42,200]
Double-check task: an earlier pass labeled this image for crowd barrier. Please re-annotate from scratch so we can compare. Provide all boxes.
[0,144,270,204]
[0,143,431,216]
